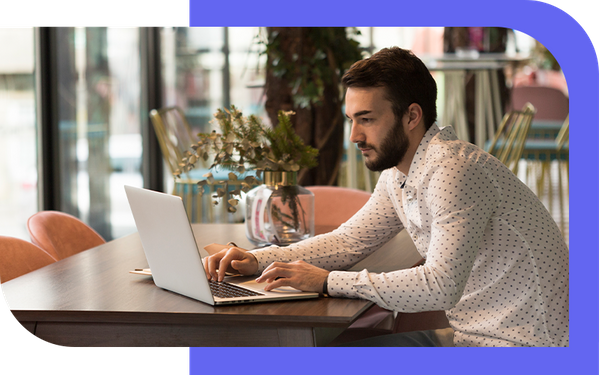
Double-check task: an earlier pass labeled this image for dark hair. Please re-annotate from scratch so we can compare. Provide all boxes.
[342,47,437,130]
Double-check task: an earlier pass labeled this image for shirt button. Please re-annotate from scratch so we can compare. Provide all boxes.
[412,234,418,240]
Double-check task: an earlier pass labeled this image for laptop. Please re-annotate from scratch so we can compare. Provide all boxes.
[124,185,319,306]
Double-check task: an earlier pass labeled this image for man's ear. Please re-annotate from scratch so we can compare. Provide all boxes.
[406,103,424,131]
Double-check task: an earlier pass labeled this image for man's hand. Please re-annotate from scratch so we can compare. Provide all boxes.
[255,260,330,293]
[203,246,259,282]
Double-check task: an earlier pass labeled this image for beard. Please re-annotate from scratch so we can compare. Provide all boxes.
[357,119,410,172]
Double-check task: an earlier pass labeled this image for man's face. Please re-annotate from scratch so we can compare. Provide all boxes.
[345,86,409,172]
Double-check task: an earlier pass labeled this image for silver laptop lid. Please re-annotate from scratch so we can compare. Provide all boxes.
[124,185,215,305]
[125,185,319,305]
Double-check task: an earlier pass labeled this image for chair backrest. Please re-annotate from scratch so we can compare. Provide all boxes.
[511,85,568,121]
[149,106,201,176]
[556,114,569,150]
[487,102,536,174]
[0,235,57,283]
[306,186,372,235]
[27,211,106,260]
[490,103,536,168]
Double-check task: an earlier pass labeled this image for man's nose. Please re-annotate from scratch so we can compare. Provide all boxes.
[349,123,364,144]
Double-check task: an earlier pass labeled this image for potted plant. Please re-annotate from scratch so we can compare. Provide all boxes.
[176,105,319,246]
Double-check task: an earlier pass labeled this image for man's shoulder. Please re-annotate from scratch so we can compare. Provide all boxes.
[426,129,495,171]
[429,127,483,155]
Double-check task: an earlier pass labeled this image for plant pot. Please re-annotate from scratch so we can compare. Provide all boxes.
[245,171,314,246]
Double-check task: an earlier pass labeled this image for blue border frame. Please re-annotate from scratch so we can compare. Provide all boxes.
[189,0,598,374]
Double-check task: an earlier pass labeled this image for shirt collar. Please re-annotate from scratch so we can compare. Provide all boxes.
[397,123,443,188]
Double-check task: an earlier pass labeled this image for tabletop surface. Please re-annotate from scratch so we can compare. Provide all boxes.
[2,223,372,328]
[422,52,530,71]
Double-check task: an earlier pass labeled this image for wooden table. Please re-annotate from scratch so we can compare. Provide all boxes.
[1,224,372,347]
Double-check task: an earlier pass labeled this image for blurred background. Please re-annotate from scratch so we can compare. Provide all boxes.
[0,27,566,242]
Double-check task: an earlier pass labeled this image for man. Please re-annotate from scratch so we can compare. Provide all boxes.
[204,47,569,347]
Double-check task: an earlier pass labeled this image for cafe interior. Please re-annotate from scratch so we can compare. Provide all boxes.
[0,27,569,346]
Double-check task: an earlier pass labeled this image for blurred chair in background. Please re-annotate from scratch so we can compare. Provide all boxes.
[521,115,569,240]
[150,107,241,223]
[306,186,371,235]
[511,85,568,141]
[0,235,57,283]
[27,211,106,260]
[511,86,569,240]
[149,106,199,183]
[510,85,568,121]
[523,115,569,194]
[486,102,536,175]
[172,178,245,224]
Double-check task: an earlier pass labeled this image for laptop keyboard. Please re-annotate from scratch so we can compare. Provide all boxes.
[209,280,263,298]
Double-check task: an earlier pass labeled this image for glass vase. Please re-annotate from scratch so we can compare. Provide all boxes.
[245,171,315,247]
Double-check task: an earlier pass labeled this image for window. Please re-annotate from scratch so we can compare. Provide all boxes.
[159,27,267,194]
[0,28,37,240]
[53,28,144,240]
[160,27,266,128]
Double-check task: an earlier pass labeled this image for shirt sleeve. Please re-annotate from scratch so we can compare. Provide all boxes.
[249,170,404,273]
[328,153,500,313]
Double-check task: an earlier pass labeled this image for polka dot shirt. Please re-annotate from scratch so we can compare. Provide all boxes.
[250,124,569,347]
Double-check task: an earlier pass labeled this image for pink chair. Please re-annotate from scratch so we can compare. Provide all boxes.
[27,211,106,260]
[306,186,398,340]
[306,186,371,235]
[0,235,57,283]
[307,186,452,345]
[510,85,569,121]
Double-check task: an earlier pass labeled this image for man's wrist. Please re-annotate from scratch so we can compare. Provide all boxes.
[322,274,329,296]
[246,250,261,274]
